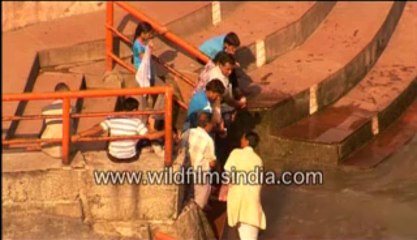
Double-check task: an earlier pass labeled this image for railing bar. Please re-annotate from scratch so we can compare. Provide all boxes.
[2,135,152,145]
[108,52,136,74]
[151,56,196,88]
[2,110,165,121]
[106,24,132,45]
[3,87,170,101]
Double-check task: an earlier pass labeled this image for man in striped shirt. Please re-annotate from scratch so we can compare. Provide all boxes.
[76,97,164,162]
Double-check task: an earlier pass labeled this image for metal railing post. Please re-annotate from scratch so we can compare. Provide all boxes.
[62,98,71,165]
[164,88,173,167]
[106,1,114,72]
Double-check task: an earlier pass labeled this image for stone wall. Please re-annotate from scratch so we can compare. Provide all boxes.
[2,1,105,32]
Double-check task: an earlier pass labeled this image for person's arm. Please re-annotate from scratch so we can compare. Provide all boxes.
[77,124,105,138]
[224,92,246,109]
[144,130,165,140]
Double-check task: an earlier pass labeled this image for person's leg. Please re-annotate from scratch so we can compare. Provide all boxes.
[193,182,211,209]
[237,223,259,240]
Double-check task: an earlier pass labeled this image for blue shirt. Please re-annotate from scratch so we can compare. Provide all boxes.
[187,91,212,118]
[199,34,226,60]
[132,39,146,69]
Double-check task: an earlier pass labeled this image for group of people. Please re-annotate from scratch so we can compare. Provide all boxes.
[182,28,266,240]
[39,21,266,239]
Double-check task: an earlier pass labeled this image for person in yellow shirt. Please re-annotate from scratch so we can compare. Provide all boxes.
[224,131,266,240]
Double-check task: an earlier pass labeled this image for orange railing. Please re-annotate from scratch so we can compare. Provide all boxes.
[2,87,174,166]
[105,2,211,110]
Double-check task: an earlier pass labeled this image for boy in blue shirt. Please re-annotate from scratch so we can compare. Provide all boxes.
[185,79,226,130]
[199,32,241,60]
[132,22,154,70]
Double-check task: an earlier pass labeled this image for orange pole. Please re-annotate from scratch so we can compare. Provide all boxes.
[108,52,136,74]
[3,87,188,110]
[3,135,151,145]
[106,24,132,45]
[3,87,170,101]
[2,110,165,121]
[3,138,62,145]
[115,2,210,64]
[164,88,173,167]
[62,98,71,165]
[106,2,114,72]
[151,56,196,88]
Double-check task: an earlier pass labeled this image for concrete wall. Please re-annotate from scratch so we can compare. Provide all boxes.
[2,1,105,32]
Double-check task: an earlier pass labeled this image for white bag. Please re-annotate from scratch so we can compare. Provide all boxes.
[135,45,152,88]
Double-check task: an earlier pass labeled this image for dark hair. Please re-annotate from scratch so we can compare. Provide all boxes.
[224,32,240,47]
[213,51,235,66]
[133,21,153,41]
[54,82,70,92]
[197,111,212,128]
[243,131,260,148]
[206,79,225,95]
[123,97,139,111]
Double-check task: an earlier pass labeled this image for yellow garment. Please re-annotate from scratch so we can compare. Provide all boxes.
[224,147,266,230]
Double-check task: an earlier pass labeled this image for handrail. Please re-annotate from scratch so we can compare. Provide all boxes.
[2,87,174,167]
[2,110,164,121]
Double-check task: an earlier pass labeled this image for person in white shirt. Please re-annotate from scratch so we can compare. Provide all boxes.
[75,97,164,162]
[224,131,266,240]
[40,82,76,158]
[181,111,217,209]
[198,52,247,131]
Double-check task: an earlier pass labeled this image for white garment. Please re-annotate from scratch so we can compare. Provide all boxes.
[208,65,229,89]
[208,66,233,101]
[193,178,211,209]
[135,45,152,88]
[182,127,216,172]
[194,60,216,94]
[238,222,259,240]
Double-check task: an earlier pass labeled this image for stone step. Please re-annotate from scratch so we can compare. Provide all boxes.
[6,72,85,140]
[156,2,335,70]
[153,2,333,107]
[247,2,404,130]
[274,3,417,166]
[342,97,417,169]
[2,149,180,238]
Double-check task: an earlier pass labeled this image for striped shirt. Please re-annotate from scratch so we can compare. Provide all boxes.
[100,117,148,159]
